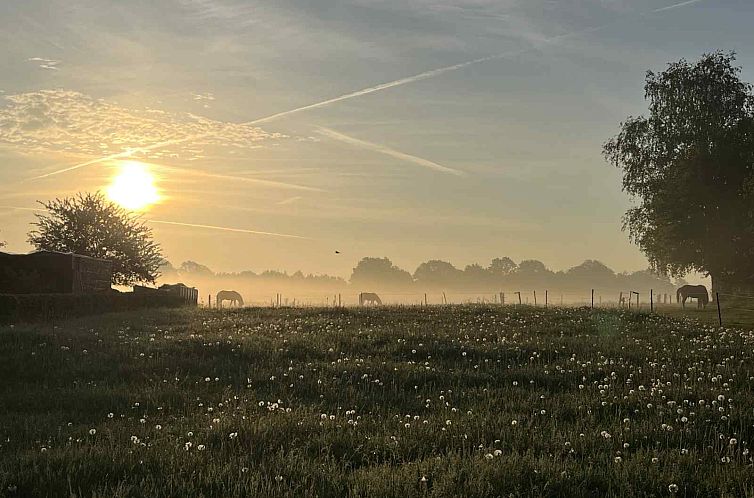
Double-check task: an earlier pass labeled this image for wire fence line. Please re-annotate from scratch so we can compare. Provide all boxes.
[204,288,680,310]
[716,292,754,315]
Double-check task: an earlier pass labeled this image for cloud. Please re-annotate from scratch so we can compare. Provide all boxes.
[317,127,465,176]
[0,89,285,166]
[27,57,61,70]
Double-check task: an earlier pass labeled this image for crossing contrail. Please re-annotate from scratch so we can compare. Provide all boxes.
[317,127,465,176]
[147,219,310,239]
[24,0,706,182]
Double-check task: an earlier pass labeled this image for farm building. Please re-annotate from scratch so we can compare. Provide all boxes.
[0,250,112,294]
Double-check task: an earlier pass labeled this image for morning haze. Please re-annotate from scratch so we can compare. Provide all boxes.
[2,0,751,280]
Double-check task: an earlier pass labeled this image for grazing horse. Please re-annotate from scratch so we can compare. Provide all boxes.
[359,292,382,306]
[677,285,709,309]
[216,290,244,308]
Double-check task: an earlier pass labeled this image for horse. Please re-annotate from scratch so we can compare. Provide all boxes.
[216,290,244,308]
[359,292,382,306]
[677,285,709,309]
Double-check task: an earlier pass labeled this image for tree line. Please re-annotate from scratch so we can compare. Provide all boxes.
[160,256,680,296]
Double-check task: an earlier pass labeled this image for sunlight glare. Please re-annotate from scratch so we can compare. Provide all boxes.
[107,161,160,210]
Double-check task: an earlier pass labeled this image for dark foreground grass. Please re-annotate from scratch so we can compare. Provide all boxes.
[1,306,753,497]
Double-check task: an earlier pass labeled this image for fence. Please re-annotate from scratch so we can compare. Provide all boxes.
[209,289,677,309]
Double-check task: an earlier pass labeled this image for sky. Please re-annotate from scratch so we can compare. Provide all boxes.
[0,0,752,278]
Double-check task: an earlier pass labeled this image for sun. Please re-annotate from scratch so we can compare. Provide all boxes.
[107,161,160,210]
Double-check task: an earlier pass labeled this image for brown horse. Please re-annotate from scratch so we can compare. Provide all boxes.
[216,290,244,308]
[677,285,709,309]
[359,292,382,305]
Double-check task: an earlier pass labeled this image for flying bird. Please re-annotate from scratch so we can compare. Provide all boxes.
[335,251,341,254]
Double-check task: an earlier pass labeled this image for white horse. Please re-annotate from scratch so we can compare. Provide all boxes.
[216,290,244,308]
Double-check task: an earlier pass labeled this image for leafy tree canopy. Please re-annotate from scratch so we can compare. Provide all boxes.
[350,257,414,288]
[28,192,162,285]
[488,257,517,276]
[604,52,754,291]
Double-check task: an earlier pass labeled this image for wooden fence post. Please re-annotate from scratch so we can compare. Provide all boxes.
[591,289,594,309]
[545,290,548,308]
[650,289,653,313]
[533,291,537,307]
[716,292,722,327]
[516,292,522,305]
[500,292,505,305]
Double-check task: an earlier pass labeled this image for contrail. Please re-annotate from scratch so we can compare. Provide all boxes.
[157,164,324,192]
[317,127,465,176]
[147,219,310,239]
[0,204,310,240]
[0,205,42,212]
[652,0,704,13]
[24,0,706,181]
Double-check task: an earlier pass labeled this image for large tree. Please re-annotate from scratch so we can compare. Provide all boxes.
[28,192,163,285]
[604,52,754,294]
[350,257,413,289]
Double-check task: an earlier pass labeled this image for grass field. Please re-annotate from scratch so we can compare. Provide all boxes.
[2,306,754,497]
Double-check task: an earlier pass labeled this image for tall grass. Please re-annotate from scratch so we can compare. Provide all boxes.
[1,306,753,497]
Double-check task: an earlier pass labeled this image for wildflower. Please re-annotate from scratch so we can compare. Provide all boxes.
[669,484,679,494]
[89,429,96,436]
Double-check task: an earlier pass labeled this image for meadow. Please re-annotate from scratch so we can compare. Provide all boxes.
[1,305,753,497]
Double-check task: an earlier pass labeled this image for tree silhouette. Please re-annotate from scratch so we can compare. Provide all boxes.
[28,192,162,285]
[350,257,413,289]
[488,257,517,276]
[604,52,754,293]
[414,260,462,288]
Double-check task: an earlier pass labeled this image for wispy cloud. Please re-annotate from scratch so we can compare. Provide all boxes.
[317,127,465,176]
[0,90,284,179]
[18,0,707,182]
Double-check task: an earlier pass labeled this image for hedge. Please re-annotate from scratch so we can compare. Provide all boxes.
[0,292,188,324]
